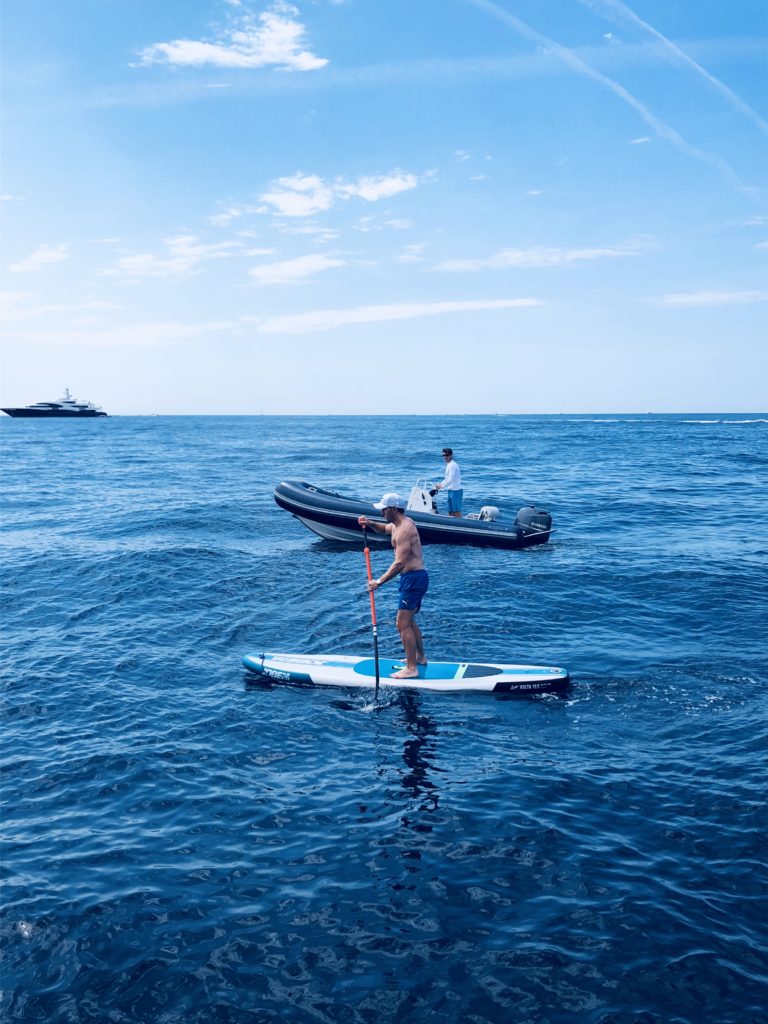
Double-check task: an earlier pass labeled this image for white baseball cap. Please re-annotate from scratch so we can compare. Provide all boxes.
[373,492,405,510]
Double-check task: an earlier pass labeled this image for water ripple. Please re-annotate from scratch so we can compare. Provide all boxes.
[2,415,766,1023]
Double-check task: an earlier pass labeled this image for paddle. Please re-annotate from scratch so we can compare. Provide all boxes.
[361,527,381,698]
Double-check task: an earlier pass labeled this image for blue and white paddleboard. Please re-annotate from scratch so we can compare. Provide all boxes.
[243,652,569,694]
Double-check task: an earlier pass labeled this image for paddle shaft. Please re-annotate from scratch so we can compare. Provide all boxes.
[362,528,381,698]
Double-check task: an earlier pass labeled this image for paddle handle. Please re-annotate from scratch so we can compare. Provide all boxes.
[362,528,381,698]
[363,546,378,625]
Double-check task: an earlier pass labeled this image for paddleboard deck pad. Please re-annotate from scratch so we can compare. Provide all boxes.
[243,652,569,694]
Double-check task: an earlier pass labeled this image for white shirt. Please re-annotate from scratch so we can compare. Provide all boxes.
[439,459,462,490]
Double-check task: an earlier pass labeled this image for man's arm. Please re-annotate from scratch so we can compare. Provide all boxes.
[374,549,406,587]
[358,515,391,534]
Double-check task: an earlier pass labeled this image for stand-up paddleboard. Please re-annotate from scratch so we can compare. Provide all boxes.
[243,652,569,694]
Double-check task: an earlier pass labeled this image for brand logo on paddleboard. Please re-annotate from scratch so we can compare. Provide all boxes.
[265,668,291,681]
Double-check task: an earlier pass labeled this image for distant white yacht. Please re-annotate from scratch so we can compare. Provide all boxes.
[1,387,108,418]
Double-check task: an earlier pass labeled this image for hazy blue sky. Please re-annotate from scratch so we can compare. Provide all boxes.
[1,0,766,413]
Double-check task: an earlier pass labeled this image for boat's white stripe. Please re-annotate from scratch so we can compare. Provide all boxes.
[283,493,532,538]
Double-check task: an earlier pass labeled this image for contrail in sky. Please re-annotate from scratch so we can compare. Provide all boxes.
[577,0,768,136]
[464,0,754,196]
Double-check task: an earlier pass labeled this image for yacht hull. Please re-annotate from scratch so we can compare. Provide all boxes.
[1,408,107,418]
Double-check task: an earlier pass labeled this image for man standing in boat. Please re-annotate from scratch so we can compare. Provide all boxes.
[358,494,429,680]
[434,447,463,517]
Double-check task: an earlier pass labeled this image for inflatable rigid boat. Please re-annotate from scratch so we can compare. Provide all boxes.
[274,480,553,550]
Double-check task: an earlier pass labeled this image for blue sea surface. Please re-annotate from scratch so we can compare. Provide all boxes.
[1,414,766,1023]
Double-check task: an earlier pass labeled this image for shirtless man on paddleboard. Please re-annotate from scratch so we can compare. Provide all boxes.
[358,493,429,679]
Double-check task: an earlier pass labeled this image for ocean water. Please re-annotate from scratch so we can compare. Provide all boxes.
[1,413,766,1024]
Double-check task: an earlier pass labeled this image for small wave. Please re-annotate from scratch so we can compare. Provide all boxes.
[681,418,767,425]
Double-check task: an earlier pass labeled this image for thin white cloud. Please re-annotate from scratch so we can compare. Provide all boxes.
[9,243,70,273]
[274,223,341,242]
[0,292,129,325]
[47,300,122,315]
[755,241,768,251]
[254,297,541,334]
[209,201,262,226]
[249,253,344,284]
[0,290,35,321]
[259,170,422,218]
[87,37,768,112]
[337,173,419,203]
[354,213,413,234]
[260,174,335,217]
[577,0,768,136]
[138,1,327,72]
[630,136,650,145]
[466,0,752,195]
[104,235,242,278]
[396,244,428,264]
[13,321,234,348]
[659,289,768,308]
[436,242,643,272]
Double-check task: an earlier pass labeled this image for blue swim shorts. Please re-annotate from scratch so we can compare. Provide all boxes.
[398,569,429,612]
[446,489,463,514]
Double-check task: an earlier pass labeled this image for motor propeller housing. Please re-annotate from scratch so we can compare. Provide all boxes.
[514,505,552,535]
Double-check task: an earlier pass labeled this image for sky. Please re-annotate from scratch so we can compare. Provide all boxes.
[1,0,766,414]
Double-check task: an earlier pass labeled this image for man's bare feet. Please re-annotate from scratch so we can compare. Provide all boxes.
[391,668,419,679]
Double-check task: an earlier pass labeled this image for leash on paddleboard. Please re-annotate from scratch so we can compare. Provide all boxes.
[361,527,381,699]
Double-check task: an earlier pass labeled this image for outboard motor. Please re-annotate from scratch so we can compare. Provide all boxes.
[514,505,552,536]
